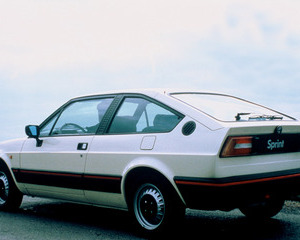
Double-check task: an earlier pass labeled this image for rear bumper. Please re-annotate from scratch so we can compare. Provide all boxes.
[174,169,300,210]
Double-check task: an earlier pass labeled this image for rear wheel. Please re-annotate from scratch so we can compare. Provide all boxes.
[130,177,185,235]
[0,167,23,211]
[133,183,166,231]
[239,197,284,219]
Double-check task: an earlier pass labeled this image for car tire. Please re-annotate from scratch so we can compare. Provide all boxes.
[239,197,284,219]
[0,165,23,211]
[130,176,185,236]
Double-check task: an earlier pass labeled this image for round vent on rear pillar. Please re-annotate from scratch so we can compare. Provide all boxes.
[182,121,196,136]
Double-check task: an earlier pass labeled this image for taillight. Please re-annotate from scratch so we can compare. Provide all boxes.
[220,136,253,157]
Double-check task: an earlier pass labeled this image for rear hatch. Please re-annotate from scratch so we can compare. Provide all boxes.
[171,91,300,178]
[217,123,300,178]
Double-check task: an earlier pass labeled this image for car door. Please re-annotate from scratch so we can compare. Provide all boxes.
[19,97,114,201]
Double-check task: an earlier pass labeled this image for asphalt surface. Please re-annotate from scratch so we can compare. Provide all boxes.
[0,196,300,240]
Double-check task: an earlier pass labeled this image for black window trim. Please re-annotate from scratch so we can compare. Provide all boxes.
[38,93,185,137]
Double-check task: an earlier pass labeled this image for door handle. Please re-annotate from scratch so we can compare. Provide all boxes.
[77,143,88,150]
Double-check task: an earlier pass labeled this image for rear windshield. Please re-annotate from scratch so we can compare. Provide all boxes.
[172,93,293,122]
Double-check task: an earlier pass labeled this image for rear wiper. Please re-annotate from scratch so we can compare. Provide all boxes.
[248,115,283,121]
[235,113,251,121]
[235,113,283,121]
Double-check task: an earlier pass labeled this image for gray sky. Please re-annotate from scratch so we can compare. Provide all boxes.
[1,0,300,141]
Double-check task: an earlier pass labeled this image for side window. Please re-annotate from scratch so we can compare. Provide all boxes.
[40,98,113,136]
[108,97,183,134]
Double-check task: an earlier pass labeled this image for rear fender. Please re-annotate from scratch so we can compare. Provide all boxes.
[121,156,186,205]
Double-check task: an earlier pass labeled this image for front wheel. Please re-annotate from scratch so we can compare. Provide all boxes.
[0,168,23,211]
[131,179,185,235]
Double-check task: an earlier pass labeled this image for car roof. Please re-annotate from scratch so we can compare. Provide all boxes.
[72,88,221,100]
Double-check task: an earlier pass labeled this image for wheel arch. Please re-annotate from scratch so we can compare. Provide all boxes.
[122,165,186,208]
[0,157,13,176]
[0,157,22,192]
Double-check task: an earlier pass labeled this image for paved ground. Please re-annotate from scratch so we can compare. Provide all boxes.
[0,196,300,239]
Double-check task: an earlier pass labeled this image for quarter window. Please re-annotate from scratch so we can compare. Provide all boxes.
[108,97,183,134]
[40,114,59,137]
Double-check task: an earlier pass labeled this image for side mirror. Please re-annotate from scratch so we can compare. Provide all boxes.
[25,125,43,147]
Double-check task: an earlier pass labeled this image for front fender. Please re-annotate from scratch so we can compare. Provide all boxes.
[0,138,26,191]
[0,138,26,167]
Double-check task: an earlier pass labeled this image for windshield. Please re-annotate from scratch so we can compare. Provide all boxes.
[172,93,293,122]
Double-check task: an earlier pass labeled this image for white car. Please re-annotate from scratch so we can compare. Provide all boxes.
[1,89,300,234]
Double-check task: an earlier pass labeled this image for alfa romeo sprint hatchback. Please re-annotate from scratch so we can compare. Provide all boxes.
[0,89,300,234]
